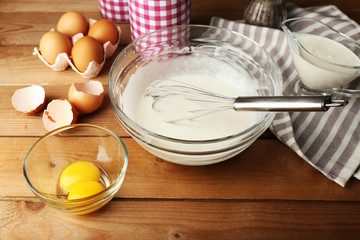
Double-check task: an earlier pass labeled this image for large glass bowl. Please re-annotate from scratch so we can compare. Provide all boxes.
[23,124,128,215]
[109,25,282,165]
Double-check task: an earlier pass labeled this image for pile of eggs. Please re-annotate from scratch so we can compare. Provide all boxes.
[12,11,121,131]
[34,11,121,79]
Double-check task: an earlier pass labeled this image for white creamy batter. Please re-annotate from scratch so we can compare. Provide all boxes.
[290,34,360,90]
[122,54,259,141]
[134,74,256,140]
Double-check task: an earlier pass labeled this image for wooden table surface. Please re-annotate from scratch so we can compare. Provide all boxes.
[1,0,360,239]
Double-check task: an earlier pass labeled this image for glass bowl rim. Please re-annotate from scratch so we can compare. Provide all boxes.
[109,24,282,145]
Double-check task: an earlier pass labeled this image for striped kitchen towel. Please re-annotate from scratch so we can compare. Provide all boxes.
[210,3,360,186]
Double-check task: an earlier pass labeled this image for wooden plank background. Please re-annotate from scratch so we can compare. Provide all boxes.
[1,0,360,238]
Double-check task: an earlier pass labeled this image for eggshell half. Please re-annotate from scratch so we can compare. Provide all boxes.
[11,85,45,114]
[68,80,104,114]
[43,99,77,131]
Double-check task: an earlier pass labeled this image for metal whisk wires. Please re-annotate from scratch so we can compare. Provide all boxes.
[143,78,348,123]
[144,79,236,122]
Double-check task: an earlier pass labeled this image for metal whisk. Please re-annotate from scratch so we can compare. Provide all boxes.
[144,79,348,123]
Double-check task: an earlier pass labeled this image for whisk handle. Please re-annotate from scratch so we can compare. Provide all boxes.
[233,96,347,112]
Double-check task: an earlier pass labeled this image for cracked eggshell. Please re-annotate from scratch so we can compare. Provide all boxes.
[11,85,46,114]
[43,99,77,131]
[68,80,104,114]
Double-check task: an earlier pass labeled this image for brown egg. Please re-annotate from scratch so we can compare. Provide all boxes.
[57,11,88,38]
[68,80,104,114]
[71,36,104,73]
[88,19,118,45]
[39,31,72,65]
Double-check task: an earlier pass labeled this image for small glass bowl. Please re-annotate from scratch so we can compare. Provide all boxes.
[109,25,282,166]
[23,124,128,215]
[281,17,360,96]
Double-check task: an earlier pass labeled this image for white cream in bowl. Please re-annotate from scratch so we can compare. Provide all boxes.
[290,33,360,90]
[122,54,260,141]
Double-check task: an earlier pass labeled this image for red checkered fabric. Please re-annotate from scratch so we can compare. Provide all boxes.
[134,25,190,54]
[98,0,130,23]
[128,0,191,40]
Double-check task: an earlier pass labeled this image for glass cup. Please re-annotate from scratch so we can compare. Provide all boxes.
[281,17,360,96]
[23,124,128,215]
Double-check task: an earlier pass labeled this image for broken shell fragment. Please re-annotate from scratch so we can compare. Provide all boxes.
[42,99,77,131]
[12,85,46,114]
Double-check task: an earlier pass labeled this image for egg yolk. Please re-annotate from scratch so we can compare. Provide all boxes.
[60,161,101,192]
[68,181,105,200]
